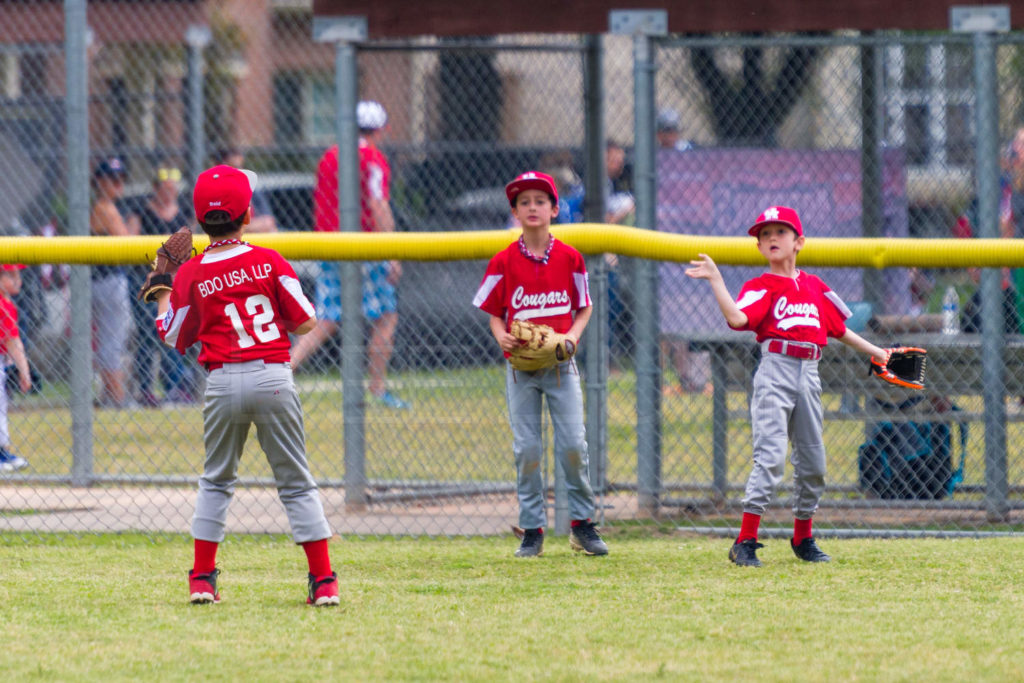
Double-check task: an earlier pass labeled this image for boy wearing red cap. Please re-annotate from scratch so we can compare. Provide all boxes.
[0,264,30,472]
[687,206,889,567]
[473,171,608,558]
[153,165,339,606]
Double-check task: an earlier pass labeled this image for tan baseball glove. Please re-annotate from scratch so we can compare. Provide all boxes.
[508,320,576,372]
[138,226,193,302]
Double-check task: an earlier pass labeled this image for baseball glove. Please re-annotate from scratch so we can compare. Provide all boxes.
[138,227,193,303]
[508,320,576,372]
[869,346,927,390]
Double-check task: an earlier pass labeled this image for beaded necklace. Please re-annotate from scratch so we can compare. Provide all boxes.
[517,234,553,265]
[204,238,246,253]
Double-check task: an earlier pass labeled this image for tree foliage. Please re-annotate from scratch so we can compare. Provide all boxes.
[690,36,821,146]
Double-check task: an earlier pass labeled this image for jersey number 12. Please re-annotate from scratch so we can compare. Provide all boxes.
[224,294,281,348]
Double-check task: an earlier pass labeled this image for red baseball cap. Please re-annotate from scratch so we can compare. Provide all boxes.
[505,171,559,207]
[0,264,25,272]
[748,205,804,237]
[193,165,257,224]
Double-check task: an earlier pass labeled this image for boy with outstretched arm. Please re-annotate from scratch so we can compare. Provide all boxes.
[686,206,890,567]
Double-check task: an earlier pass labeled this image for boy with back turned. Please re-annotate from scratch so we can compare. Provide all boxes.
[153,165,339,605]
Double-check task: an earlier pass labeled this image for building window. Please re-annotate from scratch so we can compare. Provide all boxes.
[309,75,334,144]
[19,52,47,98]
[105,77,129,150]
[273,73,303,145]
[272,71,333,146]
[885,41,973,169]
[1,48,48,100]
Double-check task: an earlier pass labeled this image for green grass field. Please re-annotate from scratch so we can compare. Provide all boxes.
[2,532,1024,681]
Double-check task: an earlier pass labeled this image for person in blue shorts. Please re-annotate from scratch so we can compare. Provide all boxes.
[292,101,408,409]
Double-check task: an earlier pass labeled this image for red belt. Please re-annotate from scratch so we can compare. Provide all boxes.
[766,339,821,361]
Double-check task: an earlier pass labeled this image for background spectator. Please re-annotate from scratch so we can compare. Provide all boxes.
[656,108,695,153]
[292,100,409,409]
[90,157,135,408]
[126,165,198,407]
[601,141,636,369]
[538,149,584,224]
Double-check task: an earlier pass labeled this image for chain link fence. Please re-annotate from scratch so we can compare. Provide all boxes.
[2,3,1024,538]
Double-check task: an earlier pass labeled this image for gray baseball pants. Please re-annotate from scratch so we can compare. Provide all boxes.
[505,361,596,529]
[192,360,332,544]
[743,346,827,519]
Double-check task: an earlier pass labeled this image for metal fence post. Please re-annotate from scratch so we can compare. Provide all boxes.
[316,16,368,510]
[860,36,884,307]
[338,40,367,511]
[611,9,667,518]
[972,29,1010,522]
[583,34,608,523]
[65,0,93,487]
[633,32,661,518]
[185,25,211,183]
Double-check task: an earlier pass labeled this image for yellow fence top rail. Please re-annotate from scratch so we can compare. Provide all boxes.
[0,224,1020,268]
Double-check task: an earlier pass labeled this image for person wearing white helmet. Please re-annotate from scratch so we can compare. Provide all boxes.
[295,100,409,409]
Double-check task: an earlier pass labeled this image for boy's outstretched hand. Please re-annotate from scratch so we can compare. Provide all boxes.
[685,253,721,281]
[684,252,749,328]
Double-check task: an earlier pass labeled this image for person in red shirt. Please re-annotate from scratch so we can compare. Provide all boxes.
[0,264,31,472]
[292,100,408,409]
[473,171,608,558]
[686,206,890,568]
[154,165,339,606]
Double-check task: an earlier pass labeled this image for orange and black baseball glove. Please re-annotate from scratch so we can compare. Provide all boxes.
[869,346,927,390]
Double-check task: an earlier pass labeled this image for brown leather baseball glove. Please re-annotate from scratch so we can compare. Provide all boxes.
[508,319,576,372]
[138,226,193,302]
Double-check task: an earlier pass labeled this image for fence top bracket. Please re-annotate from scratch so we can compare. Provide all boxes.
[313,15,368,42]
[951,5,1010,32]
[608,10,667,36]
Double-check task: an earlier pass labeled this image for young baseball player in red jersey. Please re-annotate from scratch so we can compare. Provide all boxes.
[153,165,339,605]
[687,206,890,567]
[0,264,31,472]
[473,171,608,558]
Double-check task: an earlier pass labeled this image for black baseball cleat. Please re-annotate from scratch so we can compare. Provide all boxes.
[515,528,544,557]
[569,520,609,556]
[728,539,764,567]
[791,536,831,562]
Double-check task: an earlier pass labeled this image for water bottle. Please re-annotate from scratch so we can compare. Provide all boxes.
[941,286,960,335]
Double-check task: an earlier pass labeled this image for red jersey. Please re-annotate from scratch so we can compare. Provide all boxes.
[156,244,315,368]
[313,138,390,233]
[732,270,850,345]
[0,295,18,355]
[473,237,591,335]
